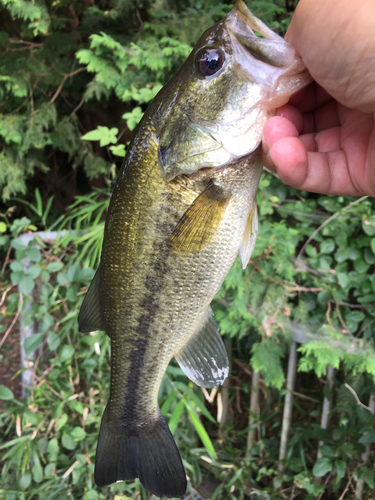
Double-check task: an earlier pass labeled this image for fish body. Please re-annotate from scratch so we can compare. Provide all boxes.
[78,1,311,497]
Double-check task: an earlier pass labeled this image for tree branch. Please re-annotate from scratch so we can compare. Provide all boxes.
[344,383,374,412]
[49,67,87,104]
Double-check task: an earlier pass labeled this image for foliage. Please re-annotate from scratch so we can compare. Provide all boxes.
[0,201,222,499]
[1,0,375,499]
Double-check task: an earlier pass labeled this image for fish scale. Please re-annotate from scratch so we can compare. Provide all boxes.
[78,0,311,497]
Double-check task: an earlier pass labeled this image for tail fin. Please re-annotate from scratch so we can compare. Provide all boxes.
[95,406,187,498]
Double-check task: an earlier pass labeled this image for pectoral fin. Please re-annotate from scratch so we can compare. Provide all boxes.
[175,308,229,388]
[171,182,231,253]
[239,199,258,269]
[78,267,105,333]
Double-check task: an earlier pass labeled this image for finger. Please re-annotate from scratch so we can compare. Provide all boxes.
[301,100,341,134]
[267,137,364,196]
[264,136,308,185]
[299,127,342,153]
[299,133,316,152]
[288,82,332,113]
[262,116,299,156]
[315,127,341,153]
[275,104,304,133]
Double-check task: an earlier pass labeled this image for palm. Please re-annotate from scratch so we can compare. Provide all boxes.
[262,84,375,197]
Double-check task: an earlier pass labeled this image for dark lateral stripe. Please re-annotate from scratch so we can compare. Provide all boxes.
[122,217,173,420]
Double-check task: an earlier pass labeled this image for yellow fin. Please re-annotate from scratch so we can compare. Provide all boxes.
[239,199,258,269]
[171,182,231,252]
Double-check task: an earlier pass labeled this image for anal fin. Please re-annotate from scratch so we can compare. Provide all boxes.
[175,308,229,388]
[171,182,231,253]
[78,267,105,333]
[239,199,258,269]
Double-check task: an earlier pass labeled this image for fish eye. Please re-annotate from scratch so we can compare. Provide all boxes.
[196,48,225,77]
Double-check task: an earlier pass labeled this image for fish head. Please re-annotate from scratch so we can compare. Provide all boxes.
[157,0,311,181]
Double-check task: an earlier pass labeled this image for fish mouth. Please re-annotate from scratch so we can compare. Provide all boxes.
[227,0,295,68]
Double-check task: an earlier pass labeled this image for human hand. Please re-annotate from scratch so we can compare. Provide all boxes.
[261,0,375,197]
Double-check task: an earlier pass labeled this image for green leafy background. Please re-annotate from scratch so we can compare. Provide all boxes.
[1,1,375,499]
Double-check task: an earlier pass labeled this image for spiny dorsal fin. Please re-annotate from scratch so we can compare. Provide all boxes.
[175,308,229,388]
[78,267,105,333]
[239,199,258,269]
[171,182,231,253]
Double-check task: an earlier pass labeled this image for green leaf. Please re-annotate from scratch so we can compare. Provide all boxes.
[353,258,370,274]
[62,433,76,450]
[0,234,9,247]
[161,389,177,416]
[320,239,335,254]
[122,107,144,131]
[0,385,14,400]
[364,247,375,264]
[363,219,375,236]
[0,221,7,232]
[227,468,243,488]
[47,331,60,350]
[58,344,74,363]
[70,427,86,441]
[168,400,185,435]
[109,144,126,157]
[81,126,118,147]
[335,460,346,479]
[47,438,59,461]
[11,270,24,285]
[56,413,68,431]
[174,381,216,423]
[337,272,349,288]
[356,465,375,489]
[11,237,26,250]
[359,429,375,444]
[67,286,77,302]
[24,333,44,355]
[313,457,333,477]
[186,406,217,460]
[32,452,43,483]
[27,265,41,279]
[19,471,32,491]
[26,247,41,262]
[44,463,57,477]
[81,129,103,141]
[46,261,64,272]
[19,275,35,294]
[10,260,24,272]
[319,445,335,459]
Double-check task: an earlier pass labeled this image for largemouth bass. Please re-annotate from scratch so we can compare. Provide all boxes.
[78,1,311,497]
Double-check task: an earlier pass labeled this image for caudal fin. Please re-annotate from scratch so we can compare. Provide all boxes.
[95,407,187,498]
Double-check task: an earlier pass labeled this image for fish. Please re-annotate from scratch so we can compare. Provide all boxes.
[78,1,311,497]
